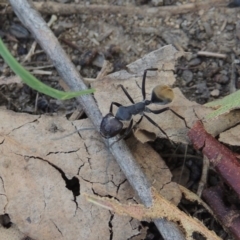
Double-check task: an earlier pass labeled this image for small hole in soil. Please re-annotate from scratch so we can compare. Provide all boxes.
[192,232,207,240]
[0,214,11,228]
[141,222,163,240]
[65,176,80,196]
[46,161,80,197]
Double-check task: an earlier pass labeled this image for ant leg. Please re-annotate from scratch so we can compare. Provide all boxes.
[109,102,122,113]
[142,113,176,146]
[120,119,134,139]
[147,106,170,114]
[109,115,145,147]
[143,113,169,139]
[109,119,134,147]
[147,107,188,128]
[132,115,143,130]
[118,84,135,104]
[142,68,158,100]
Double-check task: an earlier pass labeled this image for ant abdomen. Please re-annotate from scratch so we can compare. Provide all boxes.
[151,85,174,104]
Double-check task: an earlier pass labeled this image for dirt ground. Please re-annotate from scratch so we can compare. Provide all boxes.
[1,0,239,112]
[0,0,240,239]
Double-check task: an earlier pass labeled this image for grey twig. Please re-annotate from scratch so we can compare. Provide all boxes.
[4,0,227,17]
[8,0,184,239]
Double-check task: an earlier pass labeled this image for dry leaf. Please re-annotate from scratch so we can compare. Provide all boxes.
[126,136,181,205]
[0,75,23,86]
[85,187,221,240]
[0,224,25,240]
[0,107,180,239]
[0,108,133,239]
[93,45,240,146]
[2,45,240,240]
[218,124,240,146]
[92,46,189,143]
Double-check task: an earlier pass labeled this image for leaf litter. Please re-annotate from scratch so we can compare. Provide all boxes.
[0,107,180,239]
[2,45,240,239]
[92,45,240,146]
[85,187,221,240]
[188,121,240,239]
[91,45,240,239]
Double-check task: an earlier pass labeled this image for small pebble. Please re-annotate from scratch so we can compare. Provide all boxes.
[189,58,201,66]
[203,22,213,37]
[214,74,229,85]
[206,67,220,78]
[56,0,71,2]
[196,82,209,99]
[210,89,220,97]
[0,30,5,38]
[182,70,193,83]
[236,77,240,89]
[151,0,163,6]
[226,24,235,31]
[236,21,240,40]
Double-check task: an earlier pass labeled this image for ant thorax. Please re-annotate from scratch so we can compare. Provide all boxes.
[144,99,151,105]
[115,101,147,121]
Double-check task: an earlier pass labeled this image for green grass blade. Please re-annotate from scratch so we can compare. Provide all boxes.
[0,38,95,100]
[205,90,240,119]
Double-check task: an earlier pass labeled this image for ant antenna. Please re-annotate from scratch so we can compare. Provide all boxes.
[52,127,95,140]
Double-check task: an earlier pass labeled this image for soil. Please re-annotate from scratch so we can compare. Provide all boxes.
[0,0,239,239]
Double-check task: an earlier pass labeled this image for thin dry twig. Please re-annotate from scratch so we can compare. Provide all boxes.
[197,51,227,58]
[8,1,185,239]
[230,55,238,93]
[197,155,209,197]
[2,0,227,17]
[22,15,57,63]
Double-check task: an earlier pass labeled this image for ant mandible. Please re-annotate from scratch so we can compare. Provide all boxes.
[100,68,183,143]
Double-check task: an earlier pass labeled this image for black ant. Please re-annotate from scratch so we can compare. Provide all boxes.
[100,68,185,143]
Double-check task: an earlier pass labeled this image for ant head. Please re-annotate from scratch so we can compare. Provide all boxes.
[100,113,123,139]
[151,85,174,104]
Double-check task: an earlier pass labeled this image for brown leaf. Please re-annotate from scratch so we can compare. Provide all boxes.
[0,108,180,239]
[0,223,25,240]
[126,136,181,205]
[85,187,221,240]
[0,109,133,239]
[92,46,187,142]
[93,45,240,145]
[0,75,23,86]
[218,124,240,146]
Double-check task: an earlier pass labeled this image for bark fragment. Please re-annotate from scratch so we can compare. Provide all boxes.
[188,121,240,199]
[203,186,240,240]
